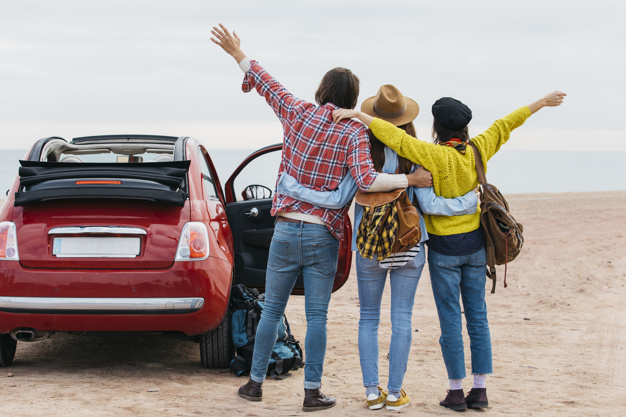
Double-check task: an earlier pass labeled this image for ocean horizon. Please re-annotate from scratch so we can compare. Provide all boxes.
[1,149,624,197]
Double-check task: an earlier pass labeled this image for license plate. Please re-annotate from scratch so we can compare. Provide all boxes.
[52,237,141,258]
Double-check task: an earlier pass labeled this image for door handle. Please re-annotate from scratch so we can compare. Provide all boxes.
[245,207,259,218]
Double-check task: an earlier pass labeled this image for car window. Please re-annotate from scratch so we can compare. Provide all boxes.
[233,150,281,201]
[198,146,219,200]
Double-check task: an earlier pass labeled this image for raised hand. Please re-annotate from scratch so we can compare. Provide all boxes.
[543,91,567,107]
[528,90,567,114]
[211,23,246,63]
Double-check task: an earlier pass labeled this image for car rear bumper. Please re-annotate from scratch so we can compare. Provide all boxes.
[0,296,205,314]
[0,256,233,336]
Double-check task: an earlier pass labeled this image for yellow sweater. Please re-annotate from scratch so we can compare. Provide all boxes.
[369,106,532,236]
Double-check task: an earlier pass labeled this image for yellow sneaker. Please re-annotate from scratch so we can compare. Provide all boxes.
[386,389,411,411]
[366,386,387,410]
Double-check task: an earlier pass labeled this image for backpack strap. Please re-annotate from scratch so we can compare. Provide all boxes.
[285,339,303,369]
[270,350,284,376]
[469,142,487,186]
[469,142,498,293]
[246,308,259,342]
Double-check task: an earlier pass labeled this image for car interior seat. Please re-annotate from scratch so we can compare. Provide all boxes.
[153,155,173,162]
[61,155,84,163]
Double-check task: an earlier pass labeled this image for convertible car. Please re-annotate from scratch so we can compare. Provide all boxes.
[0,134,352,368]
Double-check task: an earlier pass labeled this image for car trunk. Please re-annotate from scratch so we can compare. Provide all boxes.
[13,199,190,269]
[10,159,190,269]
[15,160,190,207]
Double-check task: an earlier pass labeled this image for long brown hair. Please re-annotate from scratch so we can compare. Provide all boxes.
[368,122,416,174]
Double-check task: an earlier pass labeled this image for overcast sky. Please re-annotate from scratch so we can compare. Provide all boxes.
[1,0,624,151]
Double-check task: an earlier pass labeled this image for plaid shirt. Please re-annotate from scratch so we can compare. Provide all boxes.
[242,60,378,240]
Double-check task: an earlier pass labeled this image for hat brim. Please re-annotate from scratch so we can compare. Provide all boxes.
[361,96,420,126]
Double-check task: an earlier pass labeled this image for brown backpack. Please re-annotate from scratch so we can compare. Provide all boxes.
[355,187,422,260]
[469,142,524,293]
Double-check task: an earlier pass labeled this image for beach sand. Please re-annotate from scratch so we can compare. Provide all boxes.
[1,191,625,416]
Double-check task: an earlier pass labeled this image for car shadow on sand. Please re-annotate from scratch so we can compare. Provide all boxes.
[8,332,216,377]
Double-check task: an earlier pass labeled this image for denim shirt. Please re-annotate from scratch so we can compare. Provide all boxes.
[276,146,478,251]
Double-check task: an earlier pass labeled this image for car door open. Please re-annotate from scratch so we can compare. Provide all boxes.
[224,144,352,295]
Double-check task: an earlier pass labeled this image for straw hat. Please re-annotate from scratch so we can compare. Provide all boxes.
[360,84,419,126]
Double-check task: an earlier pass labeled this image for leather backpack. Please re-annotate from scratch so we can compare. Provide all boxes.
[469,142,524,293]
[355,187,421,261]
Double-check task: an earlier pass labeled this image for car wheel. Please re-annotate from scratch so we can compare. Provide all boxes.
[0,334,17,367]
[199,308,234,368]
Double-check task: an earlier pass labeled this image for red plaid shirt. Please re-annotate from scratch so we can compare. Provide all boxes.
[242,60,378,240]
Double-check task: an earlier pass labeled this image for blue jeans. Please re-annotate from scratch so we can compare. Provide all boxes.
[250,221,339,389]
[428,247,492,380]
[356,243,425,393]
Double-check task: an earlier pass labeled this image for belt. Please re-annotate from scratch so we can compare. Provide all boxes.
[276,216,315,225]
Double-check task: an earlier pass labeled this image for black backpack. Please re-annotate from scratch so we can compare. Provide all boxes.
[229,284,303,377]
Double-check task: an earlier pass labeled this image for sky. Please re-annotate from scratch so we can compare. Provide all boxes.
[1,0,625,151]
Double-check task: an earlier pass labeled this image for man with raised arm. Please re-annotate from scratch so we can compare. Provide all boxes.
[211,23,429,412]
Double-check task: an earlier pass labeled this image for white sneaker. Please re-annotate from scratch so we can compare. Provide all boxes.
[366,387,387,410]
[386,389,411,411]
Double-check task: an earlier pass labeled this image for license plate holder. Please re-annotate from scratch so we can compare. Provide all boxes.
[52,237,141,258]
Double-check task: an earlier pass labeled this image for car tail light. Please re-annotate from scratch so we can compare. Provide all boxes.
[0,222,19,261]
[75,180,122,185]
[175,222,209,261]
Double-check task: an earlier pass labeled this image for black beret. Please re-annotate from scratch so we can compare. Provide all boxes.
[432,97,472,130]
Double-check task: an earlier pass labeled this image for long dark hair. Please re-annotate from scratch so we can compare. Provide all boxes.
[368,122,415,174]
[432,120,470,144]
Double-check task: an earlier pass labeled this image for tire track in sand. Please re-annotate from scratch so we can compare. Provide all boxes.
[600,289,626,390]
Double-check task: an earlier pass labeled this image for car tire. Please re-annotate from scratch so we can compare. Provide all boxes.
[0,334,17,367]
[199,308,234,368]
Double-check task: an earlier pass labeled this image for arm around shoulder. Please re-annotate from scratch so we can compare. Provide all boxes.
[276,172,357,209]
[415,186,478,216]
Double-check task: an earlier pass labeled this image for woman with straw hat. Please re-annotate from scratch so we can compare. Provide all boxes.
[332,90,566,411]
[278,84,479,411]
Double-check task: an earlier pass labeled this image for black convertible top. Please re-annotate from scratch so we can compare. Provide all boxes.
[14,160,190,207]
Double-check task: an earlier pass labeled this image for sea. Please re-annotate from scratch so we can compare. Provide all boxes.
[0,149,624,197]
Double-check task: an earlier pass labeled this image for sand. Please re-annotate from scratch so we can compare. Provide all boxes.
[1,191,625,416]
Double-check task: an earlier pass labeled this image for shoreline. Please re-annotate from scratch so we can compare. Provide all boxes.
[506,189,626,198]
[2,189,626,204]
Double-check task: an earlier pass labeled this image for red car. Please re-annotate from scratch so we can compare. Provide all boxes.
[0,134,352,368]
